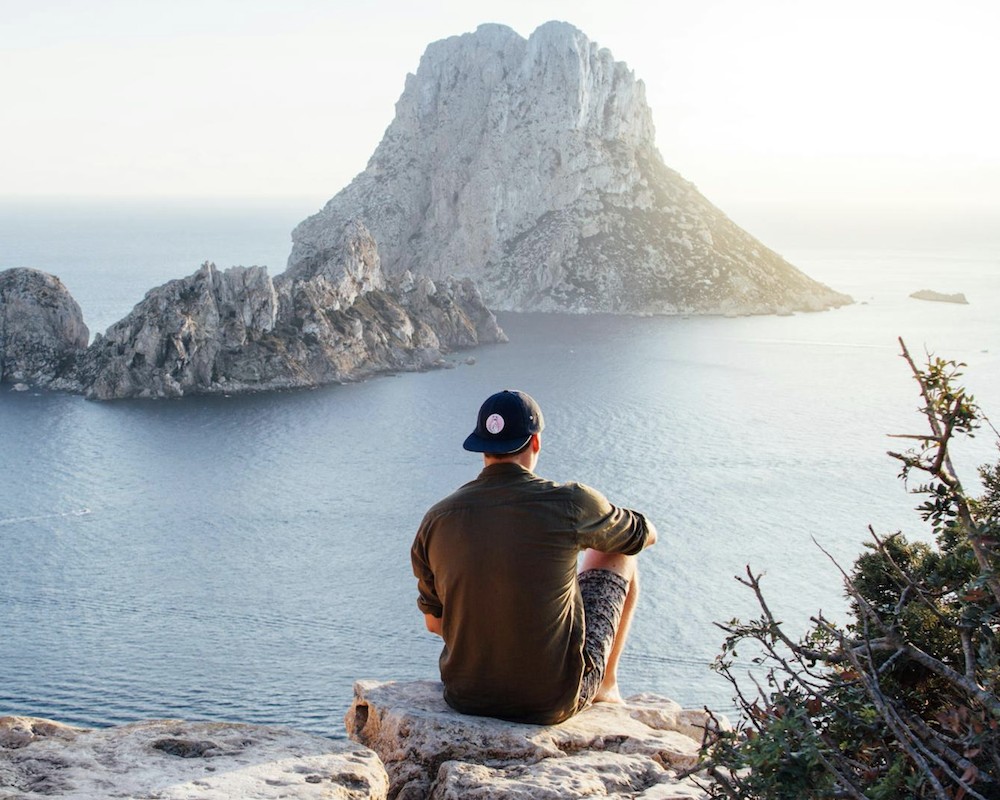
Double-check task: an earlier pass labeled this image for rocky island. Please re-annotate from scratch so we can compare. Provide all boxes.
[0,268,89,390]
[0,223,504,399]
[69,221,503,400]
[291,21,850,316]
[909,289,969,304]
[1,20,851,399]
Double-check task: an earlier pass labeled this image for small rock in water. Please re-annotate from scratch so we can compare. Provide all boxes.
[909,289,969,304]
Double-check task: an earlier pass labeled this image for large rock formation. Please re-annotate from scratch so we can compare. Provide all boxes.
[0,268,89,388]
[289,21,850,315]
[0,683,722,799]
[1,222,505,399]
[345,680,716,799]
[0,716,388,799]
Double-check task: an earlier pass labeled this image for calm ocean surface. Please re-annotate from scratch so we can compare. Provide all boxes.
[1,199,998,737]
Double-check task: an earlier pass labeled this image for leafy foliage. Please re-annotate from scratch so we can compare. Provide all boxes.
[700,340,1000,799]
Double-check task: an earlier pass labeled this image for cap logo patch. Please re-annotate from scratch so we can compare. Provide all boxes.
[485,413,505,434]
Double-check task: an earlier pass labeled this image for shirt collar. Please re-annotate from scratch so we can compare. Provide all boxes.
[478,461,533,479]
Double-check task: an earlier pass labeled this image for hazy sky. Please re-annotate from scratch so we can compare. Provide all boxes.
[3,0,998,220]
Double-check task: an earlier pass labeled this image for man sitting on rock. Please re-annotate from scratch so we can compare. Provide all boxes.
[411,389,657,724]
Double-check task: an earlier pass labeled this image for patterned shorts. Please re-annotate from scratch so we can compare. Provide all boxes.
[576,568,630,711]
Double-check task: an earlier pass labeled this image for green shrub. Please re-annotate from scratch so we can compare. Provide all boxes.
[701,340,1000,800]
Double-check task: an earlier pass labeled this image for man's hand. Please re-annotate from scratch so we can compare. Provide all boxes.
[424,613,443,637]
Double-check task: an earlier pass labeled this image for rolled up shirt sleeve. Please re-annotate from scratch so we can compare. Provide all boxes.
[571,484,651,555]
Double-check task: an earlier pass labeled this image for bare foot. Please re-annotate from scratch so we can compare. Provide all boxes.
[593,685,624,704]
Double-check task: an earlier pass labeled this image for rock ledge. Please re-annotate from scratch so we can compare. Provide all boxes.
[1,682,719,799]
[0,716,387,799]
[345,679,714,799]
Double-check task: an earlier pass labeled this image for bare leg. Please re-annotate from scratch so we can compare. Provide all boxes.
[594,569,638,703]
[579,549,639,704]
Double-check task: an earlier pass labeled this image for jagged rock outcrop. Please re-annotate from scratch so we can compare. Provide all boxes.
[345,680,717,799]
[0,268,89,389]
[8,222,504,399]
[0,716,388,799]
[72,262,278,399]
[289,21,851,315]
[909,289,969,304]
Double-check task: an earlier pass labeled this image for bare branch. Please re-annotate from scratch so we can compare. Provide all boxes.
[896,338,1000,607]
[822,618,951,800]
[962,628,977,681]
[899,337,944,439]
[907,711,990,789]
[867,526,951,622]
[894,639,1000,717]
[796,712,871,800]
[706,768,741,799]
[886,433,944,442]
[736,566,833,663]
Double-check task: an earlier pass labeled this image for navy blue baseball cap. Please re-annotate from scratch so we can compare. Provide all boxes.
[463,390,545,454]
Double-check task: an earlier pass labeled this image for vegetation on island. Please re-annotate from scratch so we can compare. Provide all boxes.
[698,339,1000,799]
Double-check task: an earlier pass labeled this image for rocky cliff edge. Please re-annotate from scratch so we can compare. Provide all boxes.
[346,679,716,799]
[0,716,387,799]
[0,681,718,799]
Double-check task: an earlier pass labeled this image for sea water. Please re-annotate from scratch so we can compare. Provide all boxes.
[1,199,998,737]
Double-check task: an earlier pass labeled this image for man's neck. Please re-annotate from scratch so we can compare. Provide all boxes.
[483,452,537,473]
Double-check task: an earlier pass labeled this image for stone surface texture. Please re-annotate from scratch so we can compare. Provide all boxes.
[0,268,89,388]
[345,679,714,799]
[289,21,851,316]
[0,716,388,800]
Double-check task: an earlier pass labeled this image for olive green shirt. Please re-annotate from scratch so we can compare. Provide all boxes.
[411,462,651,724]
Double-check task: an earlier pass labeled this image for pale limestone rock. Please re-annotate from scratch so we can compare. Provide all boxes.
[625,692,729,744]
[0,268,89,388]
[0,716,387,800]
[345,680,713,799]
[0,716,81,748]
[435,752,708,800]
[290,22,851,315]
[76,261,280,399]
[69,222,503,399]
[282,218,386,305]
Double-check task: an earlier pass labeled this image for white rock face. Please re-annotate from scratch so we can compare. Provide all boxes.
[290,21,851,315]
[0,716,388,799]
[281,218,386,308]
[345,680,718,799]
